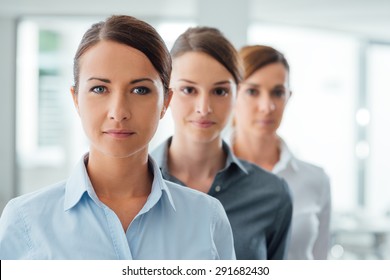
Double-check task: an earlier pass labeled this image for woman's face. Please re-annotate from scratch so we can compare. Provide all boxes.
[234,62,290,137]
[170,51,236,144]
[71,40,169,159]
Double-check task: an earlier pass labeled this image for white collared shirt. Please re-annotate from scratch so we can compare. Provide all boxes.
[273,138,331,259]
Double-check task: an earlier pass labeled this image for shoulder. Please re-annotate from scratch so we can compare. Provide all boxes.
[294,159,331,189]
[2,181,66,216]
[163,180,226,216]
[239,158,291,194]
[164,179,222,205]
[296,159,328,178]
[288,159,331,206]
[231,159,293,213]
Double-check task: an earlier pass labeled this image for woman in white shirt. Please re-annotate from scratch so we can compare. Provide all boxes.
[231,45,331,259]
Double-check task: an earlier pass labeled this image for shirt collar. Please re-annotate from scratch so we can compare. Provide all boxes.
[64,154,93,211]
[273,138,299,173]
[222,140,249,175]
[64,153,176,212]
[150,138,171,175]
[151,137,248,175]
[145,155,176,212]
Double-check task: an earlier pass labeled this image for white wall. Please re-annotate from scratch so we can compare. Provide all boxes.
[0,16,17,211]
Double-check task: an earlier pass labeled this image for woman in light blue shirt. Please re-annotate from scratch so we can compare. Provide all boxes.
[0,15,235,260]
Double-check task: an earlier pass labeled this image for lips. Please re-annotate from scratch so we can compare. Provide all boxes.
[190,119,216,128]
[255,119,274,125]
[103,129,135,138]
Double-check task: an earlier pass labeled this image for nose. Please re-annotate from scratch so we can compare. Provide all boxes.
[108,92,131,122]
[258,95,276,114]
[196,93,212,116]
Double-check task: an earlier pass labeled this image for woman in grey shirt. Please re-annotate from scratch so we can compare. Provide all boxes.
[152,27,293,259]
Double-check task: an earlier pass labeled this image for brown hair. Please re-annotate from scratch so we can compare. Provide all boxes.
[239,45,289,80]
[73,15,171,97]
[170,27,242,84]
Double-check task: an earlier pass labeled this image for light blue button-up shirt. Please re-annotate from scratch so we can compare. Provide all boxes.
[0,155,235,260]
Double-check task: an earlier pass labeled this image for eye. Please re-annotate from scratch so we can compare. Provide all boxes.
[272,88,286,98]
[132,87,151,95]
[214,87,229,96]
[245,88,259,96]
[91,86,107,94]
[181,86,196,95]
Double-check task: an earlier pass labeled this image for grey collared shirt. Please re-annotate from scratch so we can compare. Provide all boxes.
[151,137,293,260]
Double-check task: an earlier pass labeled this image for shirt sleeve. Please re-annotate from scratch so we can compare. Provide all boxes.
[312,173,332,259]
[267,179,293,260]
[211,199,236,260]
[0,199,32,259]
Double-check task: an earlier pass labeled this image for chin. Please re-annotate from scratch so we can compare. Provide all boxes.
[253,128,275,137]
[192,133,221,144]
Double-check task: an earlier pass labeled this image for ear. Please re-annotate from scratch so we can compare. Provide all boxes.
[70,86,80,115]
[286,90,293,104]
[160,88,173,119]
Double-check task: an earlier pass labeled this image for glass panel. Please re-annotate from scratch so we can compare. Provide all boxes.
[16,18,95,195]
[366,44,390,215]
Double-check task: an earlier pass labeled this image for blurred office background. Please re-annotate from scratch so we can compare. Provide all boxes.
[0,0,390,259]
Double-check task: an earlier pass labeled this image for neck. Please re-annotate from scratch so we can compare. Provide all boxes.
[233,130,280,171]
[87,148,152,200]
[168,135,226,192]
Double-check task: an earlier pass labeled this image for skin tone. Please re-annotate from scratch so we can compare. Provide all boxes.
[168,51,236,193]
[71,40,172,231]
[233,62,291,171]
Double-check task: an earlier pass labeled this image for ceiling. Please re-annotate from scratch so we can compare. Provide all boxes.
[250,0,390,42]
[1,0,390,42]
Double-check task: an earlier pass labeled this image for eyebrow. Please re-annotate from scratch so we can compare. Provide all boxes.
[241,82,286,89]
[178,79,233,86]
[214,80,233,86]
[87,77,155,84]
[88,77,111,83]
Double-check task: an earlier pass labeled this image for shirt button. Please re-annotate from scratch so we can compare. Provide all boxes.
[215,185,221,192]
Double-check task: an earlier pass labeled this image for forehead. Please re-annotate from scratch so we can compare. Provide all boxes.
[248,62,288,83]
[172,51,234,82]
[78,40,159,81]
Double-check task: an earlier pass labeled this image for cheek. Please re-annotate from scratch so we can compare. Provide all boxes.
[235,97,253,118]
[79,99,98,120]
[79,108,98,133]
[137,99,164,128]
[169,96,189,119]
[216,98,234,118]
[276,102,287,117]
[77,98,105,131]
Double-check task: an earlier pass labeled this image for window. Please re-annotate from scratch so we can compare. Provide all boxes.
[366,43,390,215]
